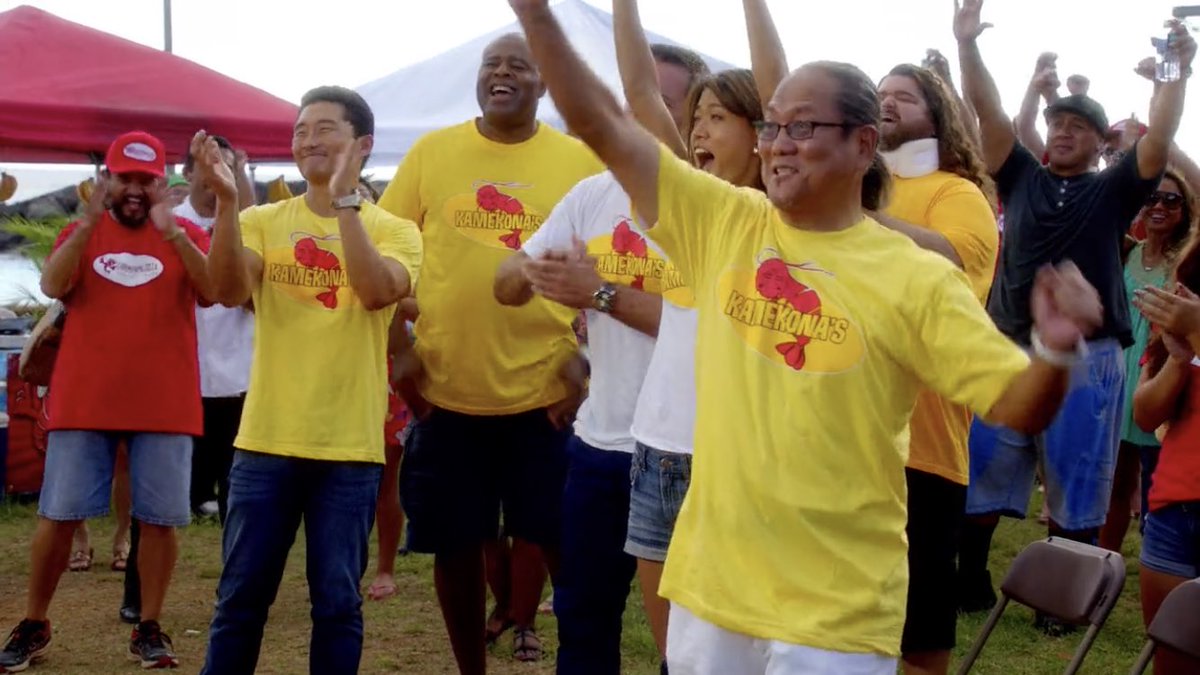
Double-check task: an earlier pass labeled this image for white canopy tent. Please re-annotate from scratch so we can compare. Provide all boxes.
[356,0,738,167]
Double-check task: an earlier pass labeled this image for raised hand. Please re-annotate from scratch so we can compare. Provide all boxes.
[330,138,367,199]
[1031,262,1102,351]
[1162,331,1195,361]
[147,177,181,234]
[1166,18,1198,72]
[508,0,550,13]
[1066,74,1090,96]
[82,176,109,229]
[1135,283,1200,338]
[189,131,237,201]
[953,0,993,44]
[1135,56,1157,81]
[922,48,954,84]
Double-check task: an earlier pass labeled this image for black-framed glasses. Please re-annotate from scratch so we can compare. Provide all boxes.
[753,120,856,142]
[1147,191,1184,209]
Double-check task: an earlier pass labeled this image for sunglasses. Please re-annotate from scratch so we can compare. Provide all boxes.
[1146,191,1184,209]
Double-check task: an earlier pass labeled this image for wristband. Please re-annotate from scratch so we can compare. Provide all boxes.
[1031,330,1087,368]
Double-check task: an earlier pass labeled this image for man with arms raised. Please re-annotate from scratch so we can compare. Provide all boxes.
[378,33,600,672]
[199,86,423,675]
[954,0,1194,624]
[509,0,1103,671]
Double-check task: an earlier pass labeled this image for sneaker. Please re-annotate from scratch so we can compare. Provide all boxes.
[957,569,998,614]
[0,619,51,673]
[197,501,219,518]
[129,621,178,669]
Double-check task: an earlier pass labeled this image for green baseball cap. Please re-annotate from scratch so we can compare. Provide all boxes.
[166,174,189,188]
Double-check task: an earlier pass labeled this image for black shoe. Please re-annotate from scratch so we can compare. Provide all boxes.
[957,569,998,614]
[119,606,141,625]
[0,619,51,673]
[1034,612,1079,637]
[129,621,178,669]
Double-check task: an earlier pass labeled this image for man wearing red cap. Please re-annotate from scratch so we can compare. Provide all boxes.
[0,131,216,671]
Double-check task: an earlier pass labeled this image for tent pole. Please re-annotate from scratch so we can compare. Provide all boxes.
[163,0,173,53]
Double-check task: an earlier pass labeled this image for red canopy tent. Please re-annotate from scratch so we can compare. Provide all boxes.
[0,5,298,164]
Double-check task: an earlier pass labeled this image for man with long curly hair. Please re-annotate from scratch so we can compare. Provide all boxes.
[869,63,999,675]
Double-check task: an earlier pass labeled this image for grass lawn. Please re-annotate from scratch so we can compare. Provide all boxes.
[0,493,1149,674]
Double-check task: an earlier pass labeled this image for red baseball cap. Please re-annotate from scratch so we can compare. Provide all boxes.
[104,131,166,177]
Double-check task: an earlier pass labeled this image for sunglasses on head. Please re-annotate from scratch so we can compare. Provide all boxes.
[1146,191,1184,209]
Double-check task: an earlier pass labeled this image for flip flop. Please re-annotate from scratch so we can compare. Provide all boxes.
[111,547,129,572]
[366,580,398,601]
[68,547,93,572]
[513,627,542,662]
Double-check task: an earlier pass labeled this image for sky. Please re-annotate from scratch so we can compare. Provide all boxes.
[0,0,1194,201]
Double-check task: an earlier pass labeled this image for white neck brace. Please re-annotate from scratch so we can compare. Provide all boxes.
[882,137,940,178]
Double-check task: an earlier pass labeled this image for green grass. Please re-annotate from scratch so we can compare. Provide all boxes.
[0,493,1149,674]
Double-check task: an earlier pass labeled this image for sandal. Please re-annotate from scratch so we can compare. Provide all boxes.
[111,547,129,572]
[68,547,93,572]
[513,627,542,662]
[366,577,398,602]
[485,607,514,644]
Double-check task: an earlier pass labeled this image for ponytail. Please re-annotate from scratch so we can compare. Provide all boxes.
[862,152,892,211]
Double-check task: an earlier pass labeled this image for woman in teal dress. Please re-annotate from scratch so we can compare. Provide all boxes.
[1101,169,1196,552]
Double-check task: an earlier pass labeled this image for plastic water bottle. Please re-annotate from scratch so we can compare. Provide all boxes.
[1154,35,1181,82]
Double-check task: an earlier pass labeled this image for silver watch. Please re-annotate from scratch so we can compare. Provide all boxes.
[332,193,364,211]
[592,283,617,313]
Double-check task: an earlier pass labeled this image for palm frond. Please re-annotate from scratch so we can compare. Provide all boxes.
[0,215,71,270]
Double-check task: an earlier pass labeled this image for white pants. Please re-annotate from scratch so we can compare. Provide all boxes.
[666,603,898,675]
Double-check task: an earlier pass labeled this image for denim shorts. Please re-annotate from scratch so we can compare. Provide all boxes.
[1140,502,1200,578]
[625,442,691,562]
[966,339,1125,530]
[39,430,192,527]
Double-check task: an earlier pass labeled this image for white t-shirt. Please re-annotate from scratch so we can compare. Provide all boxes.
[522,172,685,453]
[629,299,697,455]
[174,199,254,398]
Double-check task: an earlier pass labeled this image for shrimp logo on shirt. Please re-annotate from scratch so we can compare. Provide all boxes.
[588,218,686,296]
[265,233,349,309]
[444,180,546,250]
[717,249,865,373]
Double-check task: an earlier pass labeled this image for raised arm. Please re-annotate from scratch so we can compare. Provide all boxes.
[742,0,788,108]
[613,0,687,158]
[1141,20,1198,180]
[513,0,661,224]
[1013,54,1058,160]
[1133,340,1191,432]
[233,150,258,209]
[40,181,106,299]
[954,0,1015,174]
[924,48,982,150]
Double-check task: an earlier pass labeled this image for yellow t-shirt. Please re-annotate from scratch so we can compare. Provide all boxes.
[378,121,603,415]
[235,197,423,463]
[649,147,1029,656]
[885,172,999,485]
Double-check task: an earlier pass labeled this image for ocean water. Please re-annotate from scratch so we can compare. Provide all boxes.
[0,253,46,306]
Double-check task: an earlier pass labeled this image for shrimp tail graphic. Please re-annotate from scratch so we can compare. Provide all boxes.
[755,251,829,371]
[294,236,342,309]
[613,220,648,290]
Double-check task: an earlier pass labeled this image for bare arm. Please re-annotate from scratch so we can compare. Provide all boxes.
[983,358,1069,433]
[164,226,216,304]
[868,210,963,267]
[495,251,536,306]
[234,152,257,209]
[954,0,1015,174]
[613,0,687,158]
[1013,77,1049,159]
[40,223,93,299]
[336,208,409,310]
[742,0,788,107]
[1140,22,1196,180]
[514,0,661,225]
[605,286,662,337]
[1134,356,1189,432]
[207,197,261,307]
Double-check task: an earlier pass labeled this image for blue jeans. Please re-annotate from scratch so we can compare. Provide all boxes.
[555,436,637,675]
[967,339,1125,530]
[201,450,382,675]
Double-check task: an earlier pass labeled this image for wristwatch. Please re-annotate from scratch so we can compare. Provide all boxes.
[592,283,618,314]
[332,193,363,211]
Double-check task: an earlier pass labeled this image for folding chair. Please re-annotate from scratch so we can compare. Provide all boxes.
[1129,577,1200,674]
[956,537,1126,675]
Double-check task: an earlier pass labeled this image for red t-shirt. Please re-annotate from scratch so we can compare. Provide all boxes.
[47,213,210,435]
[1151,359,1200,510]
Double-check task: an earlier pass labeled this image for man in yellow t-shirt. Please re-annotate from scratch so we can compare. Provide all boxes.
[198,86,423,675]
[376,33,600,670]
[870,64,999,675]
[512,2,1103,671]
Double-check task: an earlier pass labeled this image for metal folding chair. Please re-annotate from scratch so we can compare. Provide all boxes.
[956,537,1126,675]
[1129,577,1200,674]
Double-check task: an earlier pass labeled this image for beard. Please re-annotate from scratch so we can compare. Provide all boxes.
[110,196,149,229]
[879,124,930,152]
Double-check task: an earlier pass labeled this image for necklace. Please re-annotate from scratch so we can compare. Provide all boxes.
[1142,246,1165,272]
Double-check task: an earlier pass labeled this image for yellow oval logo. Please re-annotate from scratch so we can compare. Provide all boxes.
[262,233,353,310]
[442,183,546,251]
[716,253,864,373]
[586,219,688,297]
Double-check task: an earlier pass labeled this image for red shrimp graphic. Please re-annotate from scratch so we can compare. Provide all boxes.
[754,254,827,370]
[476,184,527,249]
[612,220,648,289]
[294,237,341,309]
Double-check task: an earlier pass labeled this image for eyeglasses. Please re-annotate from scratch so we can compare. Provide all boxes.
[1146,191,1184,209]
[753,120,856,142]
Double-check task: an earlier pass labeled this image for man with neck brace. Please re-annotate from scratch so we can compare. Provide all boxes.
[868,63,999,675]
